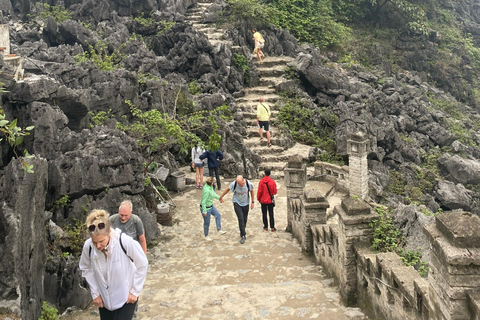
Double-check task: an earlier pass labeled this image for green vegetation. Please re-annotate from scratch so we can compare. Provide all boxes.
[284,66,299,82]
[116,100,231,170]
[63,218,86,257]
[370,206,429,277]
[30,3,72,23]
[277,91,341,164]
[0,105,35,173]
[137,73,160,86]
[89,109,113,128]
[232,54,250,85]
[54,195,70,209]
[388,170,405,196]
[188,80,202,95]
[75,41,125,71]
[39,301,59,320]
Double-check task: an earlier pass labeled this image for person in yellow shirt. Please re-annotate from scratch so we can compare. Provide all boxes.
[252,28,265,63]
[256,97,272,147]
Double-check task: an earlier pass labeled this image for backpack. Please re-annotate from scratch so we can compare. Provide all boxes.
[89,230,133,262]
[259,38,265,44]
[233,179,252,202]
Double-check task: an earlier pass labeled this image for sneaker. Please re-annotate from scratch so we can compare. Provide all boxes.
[205,236,213,242]
[263,228,268,232]
[217,230,227,235]
[271,228,276,232]
[239,236,246,244]
[268,143,272,148]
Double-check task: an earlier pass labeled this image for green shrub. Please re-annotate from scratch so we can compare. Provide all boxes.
[63,218,86,257]
[232,54,250,85]
[39,301,59,320]
[32,4,72,23]
[75,41,125,71]
[54,195,69,209]
[89,109,113,128]
[188,80,202,95]
[370,206,429,277]
[388,170,405,196]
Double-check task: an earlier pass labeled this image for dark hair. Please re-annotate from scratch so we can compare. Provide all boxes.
[252,28,257,33]
[264,168,271,176]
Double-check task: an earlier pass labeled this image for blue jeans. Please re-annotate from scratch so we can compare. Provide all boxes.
[201,205,222,236]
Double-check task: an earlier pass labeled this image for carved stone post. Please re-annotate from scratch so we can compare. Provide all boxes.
[347,132,369,200]
[303,189,329,252]
[284,155,306,232]
[335,197,377,305]
[423,211,480,320]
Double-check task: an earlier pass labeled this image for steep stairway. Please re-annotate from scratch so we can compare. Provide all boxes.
[185,3,314,180]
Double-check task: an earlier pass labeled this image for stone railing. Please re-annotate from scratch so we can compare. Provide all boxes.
[285,156,480,320]
[313,161,349,194]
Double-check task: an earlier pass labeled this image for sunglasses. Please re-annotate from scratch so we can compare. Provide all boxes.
[88,222,106,232]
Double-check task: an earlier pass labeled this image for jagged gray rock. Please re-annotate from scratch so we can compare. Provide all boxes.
[0,156,48,320]
[434,180,472,211]
[437,154,480,185]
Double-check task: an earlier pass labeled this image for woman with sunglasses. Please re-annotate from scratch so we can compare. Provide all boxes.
[79,209,148,320]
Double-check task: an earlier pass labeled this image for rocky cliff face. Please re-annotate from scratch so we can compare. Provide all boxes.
[0,0,479,318]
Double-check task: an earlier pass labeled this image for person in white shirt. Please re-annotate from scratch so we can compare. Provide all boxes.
[191,143,206,188]
[79,209,148,320]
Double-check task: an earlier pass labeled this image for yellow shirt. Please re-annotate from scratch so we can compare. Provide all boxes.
[253,32,262,41]
[257,102,271,121]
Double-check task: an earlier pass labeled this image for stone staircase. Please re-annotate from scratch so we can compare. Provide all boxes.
[185,2,314,180]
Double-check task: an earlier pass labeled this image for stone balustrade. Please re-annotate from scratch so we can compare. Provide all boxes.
[284,131,480,319]
[313,161,349,193]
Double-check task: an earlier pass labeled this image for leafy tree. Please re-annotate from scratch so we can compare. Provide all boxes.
[116,100,230,171]
[0,104,35,173]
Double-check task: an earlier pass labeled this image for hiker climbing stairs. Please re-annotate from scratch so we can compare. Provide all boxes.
[185,2,314,180]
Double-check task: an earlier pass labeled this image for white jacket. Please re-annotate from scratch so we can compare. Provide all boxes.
[79,228,148,311]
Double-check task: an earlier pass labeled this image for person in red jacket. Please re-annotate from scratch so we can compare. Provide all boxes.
[257,168,277,231]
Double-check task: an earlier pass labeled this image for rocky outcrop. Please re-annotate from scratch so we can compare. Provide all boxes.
[0,156,48,320]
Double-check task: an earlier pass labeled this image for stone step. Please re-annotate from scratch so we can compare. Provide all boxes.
[259,161,286,172]
[192,23,213,29]
[240,110,279,119]
[243,137,285,148]
[188,14,203,20]
[206,32,226,40]
[256,65,288,77]
[197,27,218,34]
[257,56,295,67]
[236,93,280,104]
[209,39,232,47]
[245,127,277,138]
[258,76,282,87]
[244,86,276,95]
[249,145,285,154]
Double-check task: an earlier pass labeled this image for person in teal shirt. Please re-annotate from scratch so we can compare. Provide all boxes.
[200,177,227,241]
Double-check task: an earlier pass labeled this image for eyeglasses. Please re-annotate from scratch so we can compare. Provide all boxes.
[88,222,106,232]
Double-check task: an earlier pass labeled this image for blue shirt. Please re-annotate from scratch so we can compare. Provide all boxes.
[229,180,254,206]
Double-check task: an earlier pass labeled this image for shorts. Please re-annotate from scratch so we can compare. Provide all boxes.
[194,162,204,168]
[258,121,270,131]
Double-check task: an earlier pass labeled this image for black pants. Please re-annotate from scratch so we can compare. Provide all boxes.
[99,301,137,320]
[261,203,275,229]
[208,166,221,190]
[234,203,249,237]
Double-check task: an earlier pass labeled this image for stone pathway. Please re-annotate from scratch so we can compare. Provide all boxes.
[65,174,366,319]
[185,1,314,180]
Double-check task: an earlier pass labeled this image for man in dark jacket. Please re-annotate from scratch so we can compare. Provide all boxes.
[200,149,224,190]
[256,168,277,231]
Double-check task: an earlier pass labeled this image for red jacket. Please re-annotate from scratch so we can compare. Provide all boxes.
[257,176,277,204]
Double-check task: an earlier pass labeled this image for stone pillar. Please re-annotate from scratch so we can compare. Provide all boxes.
[303,189,329,252]
[346,132,369,200]
[284,155,306,232]
[335,197,377,305]
[423,211,480,320]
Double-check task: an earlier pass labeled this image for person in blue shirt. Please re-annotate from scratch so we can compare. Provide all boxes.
[219,175,255,244]
[199,148,224,190]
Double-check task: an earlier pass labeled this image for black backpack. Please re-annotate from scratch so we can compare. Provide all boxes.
[89,230,133,262]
